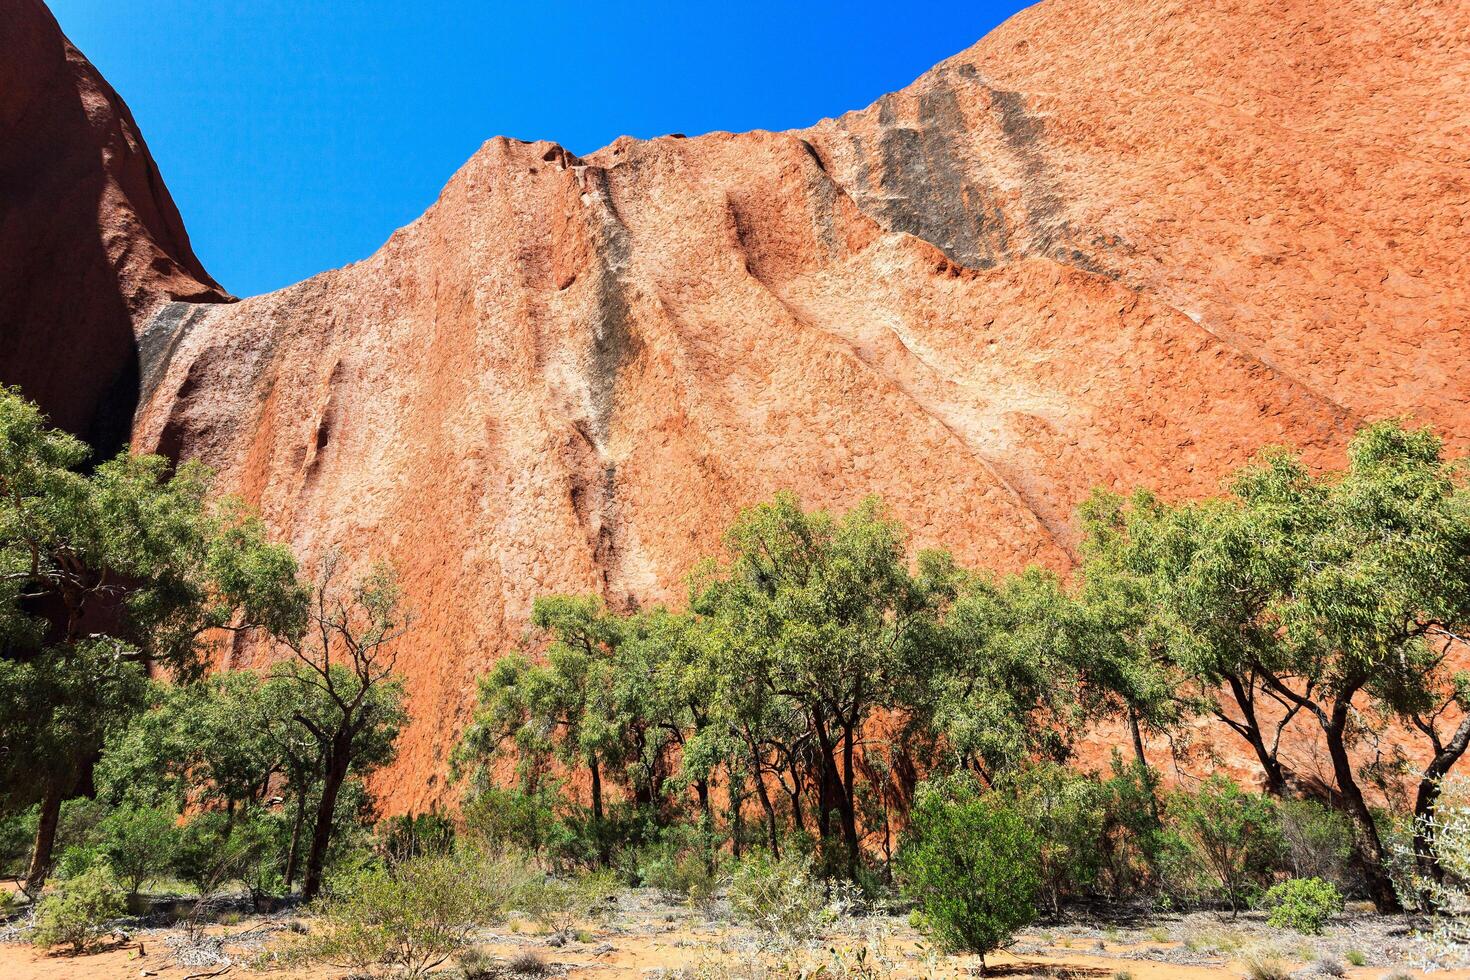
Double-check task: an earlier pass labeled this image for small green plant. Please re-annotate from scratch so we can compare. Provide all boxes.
[295,850,534,978]
[508,949,552,975]
[1276,799,1354,886]
[1004,763,1107,918]
[53,844,104,880]
[96,804,180,898]
[1163,776,1281,915]
[521,867,620,939]
[30,865,126,953]
[728,851,833,949]
[1261,876,1343,934]
[378,809,456,865]
[895,774,1041,972]
[1345,950,1366,966]
[636,829,721,905]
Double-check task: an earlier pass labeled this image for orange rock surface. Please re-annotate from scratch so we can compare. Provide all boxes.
[6,0,1469,809]
[0,0,228,452]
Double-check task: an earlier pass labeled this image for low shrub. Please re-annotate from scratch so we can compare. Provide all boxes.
[895,773,1041,971]
[231,809,290,910]
[53,844,104,881]
[1096,756,1167,899]
[296,849,534,979]
[1004,763,1107,917]
[521,867,620,939]
[635,828,722,905]
[1261,876,1343,934]
[1276,799,1354,888]
[96,804,180,898]
[0,808,34,879]
[1242,952,1291,980]
[378,809,456,865]
[30,865,126,953]
[728,851,832,949]
[462,787,579,868]
[173,811,237,894]
[1162,776,1280,914]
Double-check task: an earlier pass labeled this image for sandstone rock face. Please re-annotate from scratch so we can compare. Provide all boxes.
[13,0,1469,808]
[0,0,228,453]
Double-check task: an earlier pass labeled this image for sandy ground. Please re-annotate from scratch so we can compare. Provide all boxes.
[3,891,1469,979]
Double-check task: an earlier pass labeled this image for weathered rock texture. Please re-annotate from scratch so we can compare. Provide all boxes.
[9,0,1470,807]
[0,0,229,454]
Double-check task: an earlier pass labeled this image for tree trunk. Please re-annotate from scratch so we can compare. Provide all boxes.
[695,778,712,826]
[589,760,610,867]
[1127,707,1163,827]
[812,721,841,854]
[753,770,781,858]
[302,744,351,902]
[838,724,861,879]
[744,735,782,858]
[25,781,63,893]
[728,778,744,860]
[1324,705,1400,912]
[1222,674,1288,796]
[1413,715,1470,889]
[284,789,308,890]
[785,756,805,833]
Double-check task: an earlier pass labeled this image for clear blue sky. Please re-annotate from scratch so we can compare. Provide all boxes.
[49,1,1032,298]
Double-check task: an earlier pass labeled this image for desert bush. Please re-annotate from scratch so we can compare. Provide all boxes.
[1261,876,1343,934]
[1402,775,1470,965]
[297,849,534,978]
[1276,799,1354,887]
[232,809,290,910]
[0,808,33,878]
[521,867,620,939]
[1163,775,1280,913]
[728,851,834,948]
[378,808,456,865]
[53,843,104,880]
[176,811,257,893]
[96,804,180,898]
[30,865,126,952]
[635,826,722,904]
[25,799,112,884]
[895,774,1040,970]
[1005,763,1107,916]
[462,787,580,868]
[1095,756,1167,899]
[1242,952,1291,980]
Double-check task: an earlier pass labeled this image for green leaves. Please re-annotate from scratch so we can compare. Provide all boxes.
[896,772,1041,959]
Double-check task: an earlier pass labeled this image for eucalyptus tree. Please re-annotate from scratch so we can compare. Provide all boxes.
[690,492,956,878]
[95,672,282,812]
[926,567,1089,783]
[619,607,720,825]
[1074,491,1193,789]
[277,554,409,900]
[0,387,304,889]
[455,594,646,865]
[1221,423,1470,909]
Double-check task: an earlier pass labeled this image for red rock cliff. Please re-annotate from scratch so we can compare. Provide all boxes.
[0,0,228,453]
[9,0,1469,809]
